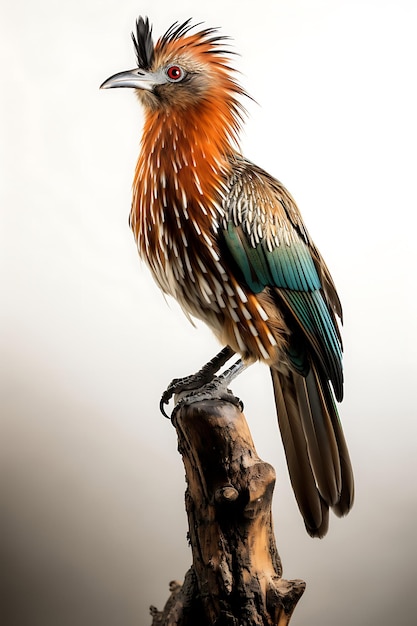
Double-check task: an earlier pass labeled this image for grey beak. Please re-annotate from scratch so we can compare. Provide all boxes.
[100,68,157,91]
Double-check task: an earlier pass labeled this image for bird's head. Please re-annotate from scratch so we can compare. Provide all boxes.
[101,17,247,117]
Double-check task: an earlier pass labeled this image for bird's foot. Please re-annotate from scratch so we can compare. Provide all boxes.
[161,375,243,419]
[160,351,246,419]
[160,372,214,417]
[160,347,236,418]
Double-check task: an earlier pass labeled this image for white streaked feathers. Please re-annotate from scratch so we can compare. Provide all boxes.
[132,138,279,362]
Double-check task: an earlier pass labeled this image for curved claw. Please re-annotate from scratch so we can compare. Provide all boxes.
[160,379,180,418]
[160,377,187,418]
[160,396,172,419]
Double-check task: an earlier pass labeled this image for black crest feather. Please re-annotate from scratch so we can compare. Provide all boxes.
[160,18,200,45]
[132,16,154,70]
[159,19,233,57]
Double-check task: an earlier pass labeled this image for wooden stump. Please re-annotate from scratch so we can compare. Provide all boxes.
[150,399,305,625]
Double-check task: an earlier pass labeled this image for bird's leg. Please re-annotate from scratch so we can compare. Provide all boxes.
[160,346,236,417]
[217,357,248,386]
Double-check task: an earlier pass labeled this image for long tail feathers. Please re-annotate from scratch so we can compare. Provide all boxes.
[271,365,354,537]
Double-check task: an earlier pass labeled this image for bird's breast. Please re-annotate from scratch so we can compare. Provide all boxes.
[129,150,289,363]
[131,189,287,363]
[134,192,228,313]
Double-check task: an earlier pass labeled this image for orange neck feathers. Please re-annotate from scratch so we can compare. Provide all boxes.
[130,31,247,265]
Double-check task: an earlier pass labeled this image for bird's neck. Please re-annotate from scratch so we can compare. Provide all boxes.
[130,103,239,255]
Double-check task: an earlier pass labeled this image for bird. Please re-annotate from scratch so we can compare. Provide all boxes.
[101,16,354,537]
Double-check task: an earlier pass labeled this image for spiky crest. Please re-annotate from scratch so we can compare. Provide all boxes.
[159,18,200,44]
[132,16,154,70]
[156,18,234,58]
[132,16,236,68]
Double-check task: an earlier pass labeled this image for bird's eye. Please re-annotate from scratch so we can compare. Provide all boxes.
[166,65,184,81]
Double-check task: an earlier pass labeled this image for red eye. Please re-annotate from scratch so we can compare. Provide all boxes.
[166,65,184,81]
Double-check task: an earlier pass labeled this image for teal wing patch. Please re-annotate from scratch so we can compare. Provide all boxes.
[220,156,343,400]
[280,289,343,400]
[224,222,321,294]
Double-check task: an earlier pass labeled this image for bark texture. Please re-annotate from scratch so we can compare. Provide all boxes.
[150,400,305,625]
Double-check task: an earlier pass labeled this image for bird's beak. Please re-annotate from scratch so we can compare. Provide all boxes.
[100,68,158,91]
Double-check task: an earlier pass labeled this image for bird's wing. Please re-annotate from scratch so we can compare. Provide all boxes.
[220,156,343,400]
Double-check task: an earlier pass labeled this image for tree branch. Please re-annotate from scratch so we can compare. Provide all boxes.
[150,399,305,625]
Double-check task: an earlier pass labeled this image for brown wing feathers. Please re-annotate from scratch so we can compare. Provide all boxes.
[271,362,354,537]
[271,368,330,537]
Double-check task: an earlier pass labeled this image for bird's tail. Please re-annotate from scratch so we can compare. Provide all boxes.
[270,364,354,537]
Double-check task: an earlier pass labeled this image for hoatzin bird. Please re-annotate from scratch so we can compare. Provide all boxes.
[101,17,354,537]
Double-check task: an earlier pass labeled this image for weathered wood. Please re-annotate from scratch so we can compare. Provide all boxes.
[150,399,305,625]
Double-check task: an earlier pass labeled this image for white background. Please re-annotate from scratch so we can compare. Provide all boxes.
[2,1,417,624]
